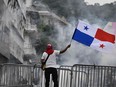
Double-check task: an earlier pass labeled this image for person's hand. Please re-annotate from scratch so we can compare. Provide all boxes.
[60,44,71,54]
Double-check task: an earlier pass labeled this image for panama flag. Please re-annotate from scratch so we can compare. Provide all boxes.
[104,22,116,35]
[72,20,115,52]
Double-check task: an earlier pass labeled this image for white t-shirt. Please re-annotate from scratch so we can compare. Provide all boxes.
[41,50,60,68]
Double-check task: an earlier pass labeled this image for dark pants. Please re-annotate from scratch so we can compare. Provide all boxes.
[45,68,58,87]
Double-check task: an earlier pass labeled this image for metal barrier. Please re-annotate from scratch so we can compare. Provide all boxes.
[0,64,42,87]
[0,64,116,87]
[70,64,116,87]
[58,66,72,87]
[41,65,72,87]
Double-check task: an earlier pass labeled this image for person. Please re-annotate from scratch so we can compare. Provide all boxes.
[41,43,71,87]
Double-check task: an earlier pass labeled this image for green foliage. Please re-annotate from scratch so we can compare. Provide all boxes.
[35,36,49,54]
[35,23,57,54]
[42,0,116,22]
[37,23,57,36]
[35,0,116,55]
[42,0,72,18]
[35,36,57,54]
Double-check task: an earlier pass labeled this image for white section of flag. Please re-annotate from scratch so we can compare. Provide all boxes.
[77,20,98,37]
[90,38,114,53]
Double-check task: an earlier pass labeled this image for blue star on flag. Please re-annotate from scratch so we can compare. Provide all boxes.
[84,26,89,30]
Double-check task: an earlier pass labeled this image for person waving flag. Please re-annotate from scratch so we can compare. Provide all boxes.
[72,20,115,52]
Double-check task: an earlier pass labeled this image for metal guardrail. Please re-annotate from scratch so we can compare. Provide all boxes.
[0,64,38,87]
[41,65,72,87]
[71,64,116,87]
[58,66,72,87]
[0,64,116,87]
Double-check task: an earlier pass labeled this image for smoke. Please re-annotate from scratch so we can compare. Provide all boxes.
[53,20,101,66]
[84,0,116,5]
[58,1,116,66]
[100,22,116,66]
[54,17,116,66]
[26,0,32,7]
[35,0,116,66]
[55,20,116,66]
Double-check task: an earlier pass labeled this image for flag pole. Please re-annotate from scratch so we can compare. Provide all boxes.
[70,29,74,45]
[70,39,73,44]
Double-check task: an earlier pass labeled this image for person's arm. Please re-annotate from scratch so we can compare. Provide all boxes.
[41,52,47,63]
[60,44,71,54]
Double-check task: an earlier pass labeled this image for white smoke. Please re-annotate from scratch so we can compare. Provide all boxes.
[35,1,116,66]
[84,0,116,5]
[53,20,101,66]
[26,0,32,7]
[53,18,116,66]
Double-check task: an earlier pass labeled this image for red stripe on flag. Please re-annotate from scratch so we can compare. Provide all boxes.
[95,28,115,43]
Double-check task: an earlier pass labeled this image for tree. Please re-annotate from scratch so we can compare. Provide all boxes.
[35,23,57,54]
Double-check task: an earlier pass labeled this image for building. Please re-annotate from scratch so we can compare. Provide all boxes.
[0,0,10,63]
[0,0,38,64]
[2,0,26,64]
[23,15,39,64]
[38,11,70,26]
[23,1,40,64]
[0,0,72,64]
[27,7,71,26]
